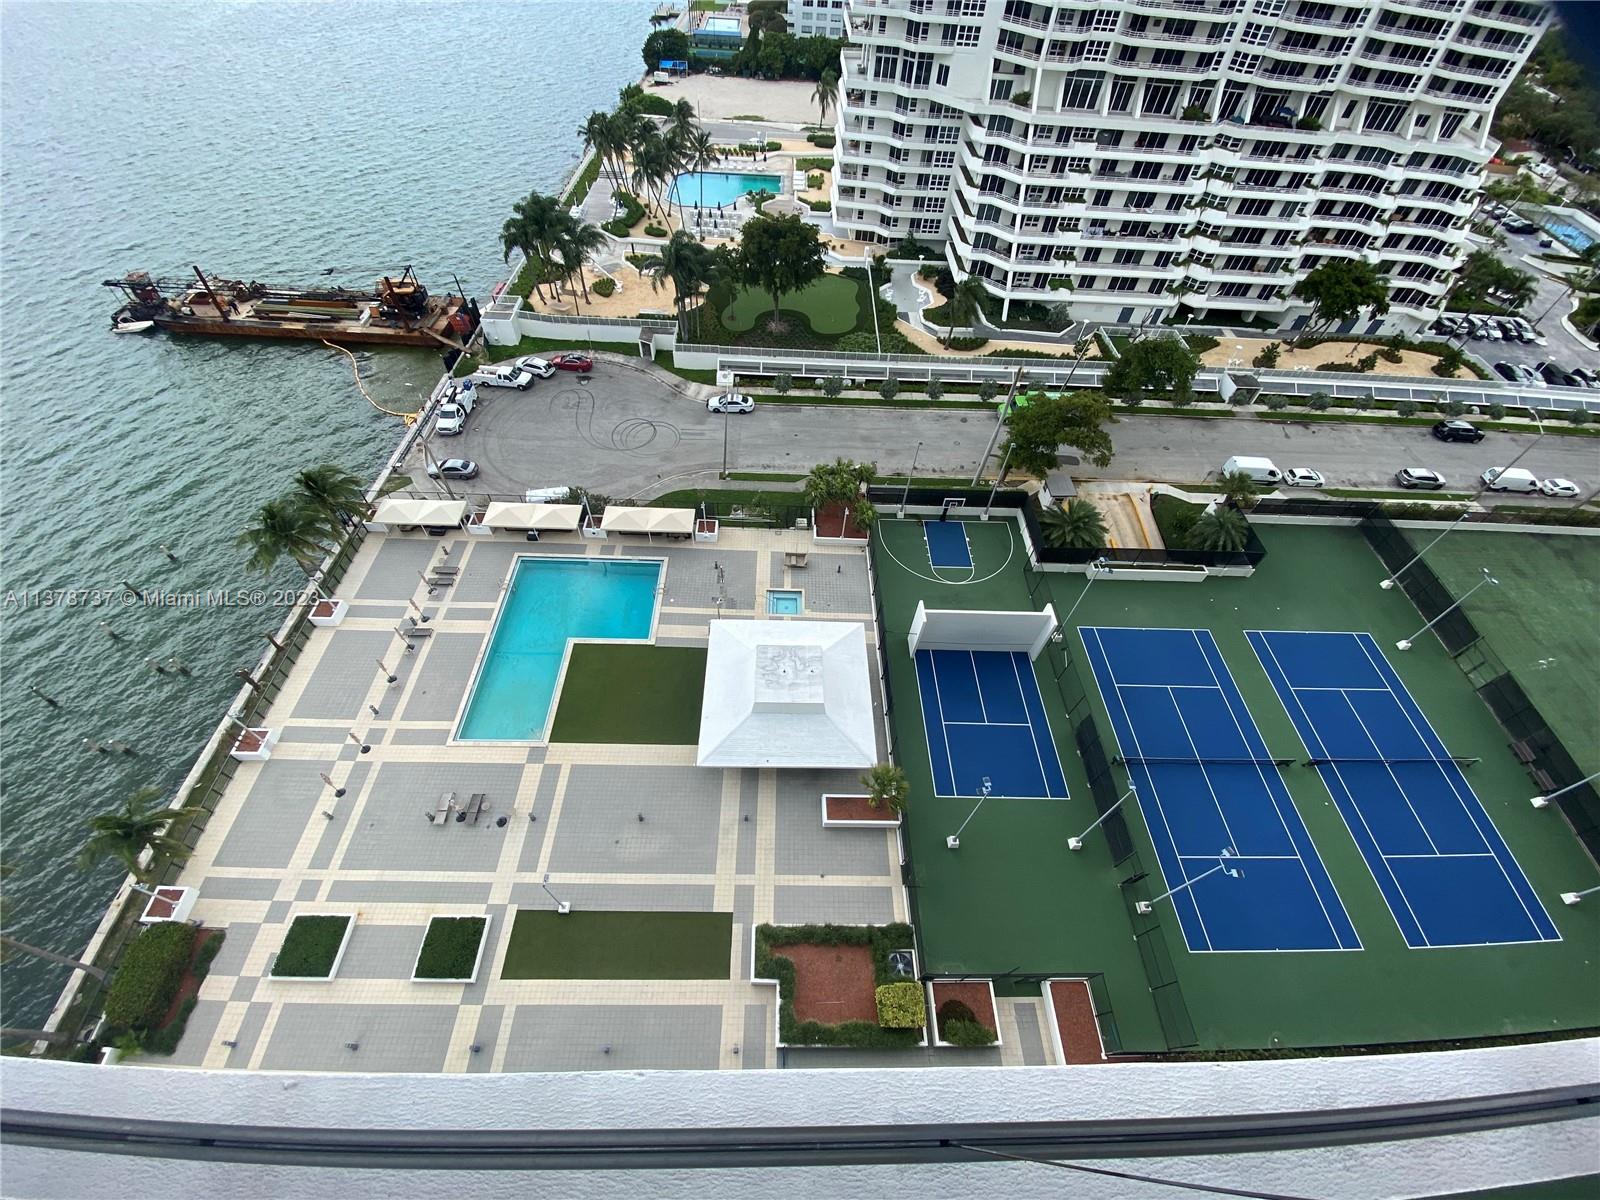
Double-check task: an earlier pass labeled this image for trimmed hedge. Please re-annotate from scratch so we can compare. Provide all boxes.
[644,223,669,238]
[945,336,989,351]
[414,916,487,980]
[806,132,836,148]
[104,922,197,1030]
[271,915,350,978]
[875,981,926,1029]
[942,1018,998,1047]
[562,152,602,209]
[603,190,647,238]
[756,922,924,1048]
[592,277,617,298]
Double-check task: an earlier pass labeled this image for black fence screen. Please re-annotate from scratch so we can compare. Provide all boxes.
[1361,512,1482,656]
[1077,716,1135,865]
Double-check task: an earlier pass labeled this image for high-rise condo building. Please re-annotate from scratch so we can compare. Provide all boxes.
[832,0,1551,332]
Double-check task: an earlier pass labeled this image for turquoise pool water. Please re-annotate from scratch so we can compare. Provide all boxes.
[457,557,662,741]
[672,171,782,208]
[1543,219,1596,253]
[767,589,803,615]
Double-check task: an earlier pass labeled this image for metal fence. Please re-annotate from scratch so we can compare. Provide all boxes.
[1361,512,1482,656]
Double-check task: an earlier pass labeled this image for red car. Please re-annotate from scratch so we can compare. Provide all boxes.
[549,352,593,373]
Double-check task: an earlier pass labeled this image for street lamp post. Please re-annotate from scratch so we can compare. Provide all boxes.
[983,444,1015,519]
[898,441,923,518]
[1135,849,1241,914]
[971,366,1024,486]
[1396,567,1496,650]
[1068,785,1137,851]
[1379,509,1473,590]
[1530,769,1600,810]
[946,777,992,850]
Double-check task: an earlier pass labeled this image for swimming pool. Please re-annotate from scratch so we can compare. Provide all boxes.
[456,557,662,741]
[1542,219,1596,253]
[766,589,803,615]
[701,15,740,33]
[671,171,783,208]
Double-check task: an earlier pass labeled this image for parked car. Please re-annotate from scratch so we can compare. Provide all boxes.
[707,392,755,414]
[1492,362,1522,382]
[549,352,594,372]
[468,363,535,390]
[1518,364,1543,386]
[1540,478,1582,498]
[426,458,479,480]
[1481,466,1541,493]
[513,355,557,379]
[433,402,468,436]
[1283,467,1325,488]
[1539,362,1582,387]
[1432,419,1485,443]
[1568,367,1600,390]
[1514,318,1547,346]
[1396,467,1448,490]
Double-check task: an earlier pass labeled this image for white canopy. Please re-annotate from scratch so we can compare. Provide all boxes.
[372,497,469,527]
[600,506,695,536]
[481,502,582,531]
[697,620,877,769]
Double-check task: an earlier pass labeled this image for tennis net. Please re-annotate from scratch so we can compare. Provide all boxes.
[1114,756,1294,769]
[1304,755,1479,768]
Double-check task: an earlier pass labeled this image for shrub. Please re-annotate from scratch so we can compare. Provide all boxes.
[1380,346,1403,364]
[925,378,944,400]
[1011,90,1032,106]
[977,380,1000,401]
[837,331,880,353]
[625,253,652,269]
[630,91,674,117]
[1186,334,1220,354]
[1357,351,1380,372]
[1487,402,1506,421]
[806,132,836,148]
[1170,386,1195,407]
[1048,277,1072,290]
[1295,116,1322,131]
[773,372,794,395]
[942,1018,998,1047]
[1443,398,1468,417]
[1261,394,1288,411]
[591,277,616,298]
[1397,400,1419,417]
[1569,408,1592,425]
[271,914,351,978]
[643,223,669,238]
[612,190,646,227]
[938,999,978,1027]
[803,197,832,212]
[877,378,899,401]
[1122,391,1144,408]
[413,916,487,980]
[1315,361,1362,373]
[822,375,845,398]
[875,981,926,1029]
[1352,393,1374,411]
[1253,342,1281,368]
[1308,393,1331,411]
[807,172,824,188]
[104,922,197,1030]
[945,336,990,351]
[1181,104,1207,121]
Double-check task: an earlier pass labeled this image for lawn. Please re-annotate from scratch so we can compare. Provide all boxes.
[719,273,861,336]
[502,910,733,979]
[548,644,707,744]
[270,915,350,978]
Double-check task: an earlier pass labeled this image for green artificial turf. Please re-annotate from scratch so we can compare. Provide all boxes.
[501,910,733,979]
[271,915,350,978]
[548,644,707,744]
[718,273,861,335]
[413,916,487,980]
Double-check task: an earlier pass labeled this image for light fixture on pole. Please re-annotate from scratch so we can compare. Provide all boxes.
[1396,567,1496,650]
[983,444,1015,520]
[1136,849,1241,914]
[1061,557,1112,628]
[1068,785,1137,851]
[1530,769,1600,810]
[540,872,572,915]
[947,777,992,850]
[1560,883,1600,906]
[898,441,923,519]
[1379,508,1473,590]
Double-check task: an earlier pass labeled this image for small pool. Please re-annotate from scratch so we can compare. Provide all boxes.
[767,589,803,615]
[672,171,782,209]
[700,14,741,33]
[456,557,662,741]
[1542,219,1596,253]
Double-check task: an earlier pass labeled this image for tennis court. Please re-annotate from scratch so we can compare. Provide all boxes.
[924,519,972,569]
[1248,630,1561,949]
[915,649,1068,799]
[1081,626,1360,953]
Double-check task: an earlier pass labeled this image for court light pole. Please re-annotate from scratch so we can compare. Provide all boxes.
[983,444,1015,520]
[1560,883,1600,906]
[898,441,923,518]
[540,872,572,915]
[1136,849,1241,914]
[946,777,992,850]
[1395,567,1496,650]
[970,365,1024,486]
[1061,557,1112,628]
[1379,508,1473,590]
[1068,784,1136,851]
[1530,769,1600,810]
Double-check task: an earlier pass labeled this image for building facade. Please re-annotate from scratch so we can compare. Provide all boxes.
[831,0,1552,332]
[792,0,849,38]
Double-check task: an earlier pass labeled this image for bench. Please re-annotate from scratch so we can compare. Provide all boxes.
[432,791,456,823]
[784,551,809,568]
[464,793,489,824]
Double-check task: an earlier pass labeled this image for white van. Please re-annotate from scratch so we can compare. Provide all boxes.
[524,486,572,503]
[1480,466,1540,493]
[1221,455,1283,485]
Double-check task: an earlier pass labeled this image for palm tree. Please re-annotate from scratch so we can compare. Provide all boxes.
[942,276,989,346]
[0,863,109,984]
[79,787,204,882]
[1187,506,1251,552]
[294,464,369,533]
[860,762,909,813]
[581,109,631,200]
[668,98,699,147]
[683,127,721,215]
[1039,498,1108,550]
[1217,469,1258,510]
[501,191,567,302]
[556,216,609,305]
[639,229,711,323]
[237,498,330,575]
[630,126,674,222]
[812,69,839,125]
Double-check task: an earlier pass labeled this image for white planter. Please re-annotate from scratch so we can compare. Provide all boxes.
[308,598,348,627]
[465,511,492,536]
[694,518,719,543]
[137,886,197,926]
[927,978,1003,1048]
[268,913,356,982]
[819,793,901,829]
[229,727,279,762]
[410,913,491,984]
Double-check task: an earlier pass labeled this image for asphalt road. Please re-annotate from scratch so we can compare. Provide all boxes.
[1449,225,1596,385]
[410,364,1598,503]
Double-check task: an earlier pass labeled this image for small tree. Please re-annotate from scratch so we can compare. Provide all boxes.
[1187,506,1252,553]
[731,213,826,329]
[1262,394,1288,411]
[926,378,945,400]
[1218,470,1258,509]
[1443,397,1468,417]
[1252,341,1281,369]
[977,380,1001,402]
[1038,498,1108,549]
[822,375,845,398]
[860,763,909,813]
[773,372,794,395]
[641,27,689,71]
[1397,400,1419,417]
[1290,259,1390,346]
[1487,402,1506,421]
[1000,390,1115,478]
[1569,408,1592,426]
[1435,344,1466,377]
[1352,393,1374,412]
[877,377,899,402]
[1101,338,1201,405]
[1308,393,1331,411]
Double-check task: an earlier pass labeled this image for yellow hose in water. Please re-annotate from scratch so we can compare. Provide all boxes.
[323,339,420,423]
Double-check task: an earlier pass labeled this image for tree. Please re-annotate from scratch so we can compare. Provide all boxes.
[682,127,721,212]
[642,27,688,71]
[500,190,566,301]
[1448,250,1537,315]
[237,498,329,575]
[942,277,988,347]
[629,125,676,220]
[555,216,608,304]
[1039,498,1108,550]
[638,229,713,323]
[1000,390,1115,479]
[802,457,876,508]
[1101,338,1201,404]
[732,213,826,328]
[860,762,909,813]
[1217,470,1258,509]
[812,69,839,125]
[294,464,369,533]
[1187,506,1251,552]
[79,787,203,882]
[1291,260,1390,345]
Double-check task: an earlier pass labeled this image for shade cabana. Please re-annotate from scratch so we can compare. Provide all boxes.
[371,497,469,527]
[480,502,582,532]
[599,506,695,537]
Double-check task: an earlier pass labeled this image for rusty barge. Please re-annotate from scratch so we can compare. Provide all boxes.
[104,266,480,349]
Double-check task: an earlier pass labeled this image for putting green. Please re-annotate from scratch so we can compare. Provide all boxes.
[719,273,861,335]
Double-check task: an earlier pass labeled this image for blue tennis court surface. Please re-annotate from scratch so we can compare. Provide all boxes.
[1248,631,1560,949]
[923,520,972,569]
[1081,627,1360,953]
[915,649,1068,799]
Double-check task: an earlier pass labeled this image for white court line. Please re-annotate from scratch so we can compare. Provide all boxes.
[1290,686,1393,693]
[878,518,1006,586]
[1007,651,1057,798]
[925,652,958,798]
[943,720,1033,729]
[1114,682,1221,689]
[965,650,990,724]
[1165,683,1244,858]
[1383,852,1498,860]
[1332,688,1442,857]
[1246,631,1430,948]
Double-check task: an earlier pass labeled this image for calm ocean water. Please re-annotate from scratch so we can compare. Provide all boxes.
[0,0,652,1027]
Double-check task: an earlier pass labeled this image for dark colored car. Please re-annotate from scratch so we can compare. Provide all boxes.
[549,352,594,373]
[1492,362,1521,382]
[1432,419,1485,443]
[1539,362,1581,387]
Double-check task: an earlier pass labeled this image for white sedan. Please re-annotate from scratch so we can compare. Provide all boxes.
[1540,478,1581,498]
[708,392,755,414]
[1284,467,1325,488]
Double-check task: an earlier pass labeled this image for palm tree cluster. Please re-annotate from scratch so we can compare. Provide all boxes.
[636,229,730,330]
[500,191,608,307]
[581,87,724,231]
[236,465,372,577]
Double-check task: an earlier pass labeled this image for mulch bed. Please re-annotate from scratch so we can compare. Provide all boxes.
[1049,979,1109,1064]
[156,927,220,1031]
[233,729,267,753]
[931,980,997,1036]
[775,942,878,1024]
[824,794,892,822]
[813,501,868,541]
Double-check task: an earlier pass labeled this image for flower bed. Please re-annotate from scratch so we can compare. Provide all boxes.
[1043,978,1110,1064]
[270,914,355,981]
[411,914,490,983]
[929,979,1001,1048]
[821,793,901,828]
[754,923,924,1048]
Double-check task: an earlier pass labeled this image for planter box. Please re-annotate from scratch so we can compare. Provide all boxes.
[308,597,348,627]
[269,913,355,982]
[581,514,607,539]
[137,886,197,926]
[753,924,926,1049]
[821,793,901,828]
[410,914,491,984]
[928,978,1003,1048]
[229,726,279,762]
[694,518,719,543]
[465,511,492,536]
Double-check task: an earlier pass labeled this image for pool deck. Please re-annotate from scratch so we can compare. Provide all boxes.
[154,526,1063,1073]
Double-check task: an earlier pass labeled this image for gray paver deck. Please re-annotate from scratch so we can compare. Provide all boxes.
[339,762,525,872]
[742,1003,771,1068]
[547,765,721,876]
[197,877,280,901]
[333,924,427,979]
[258,1003,458,1073]
[293,630,401,720]
[157,1000,226,1068]
[500,1004,722,1072]
[773,884,895,924]
[325,880,494,904]
[658,547,755,611]
[213,761,328,869]
[506,883,718,912]
[400,631,486,723]
[356,537,441,601]
[225,1001,273,1070]
[776,773,895,877]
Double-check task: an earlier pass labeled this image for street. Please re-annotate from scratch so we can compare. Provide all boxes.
[411,362,1598,503]
[1452,224,1596,384]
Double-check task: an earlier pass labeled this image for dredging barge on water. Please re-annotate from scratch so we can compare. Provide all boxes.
[104,265,480,349]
